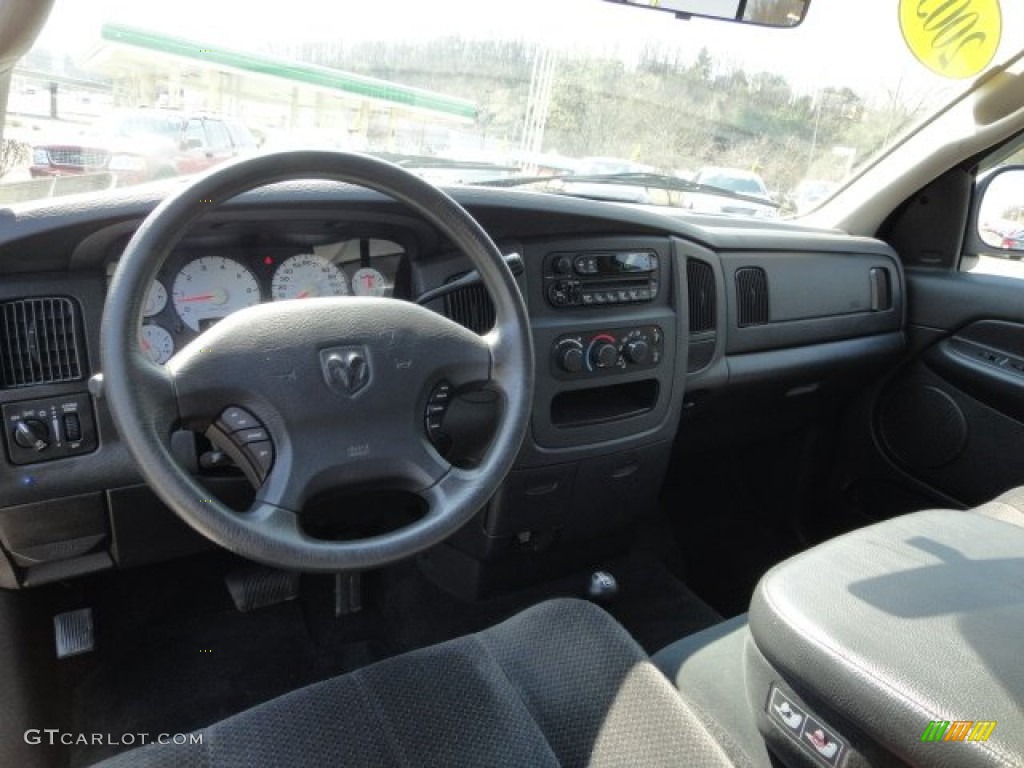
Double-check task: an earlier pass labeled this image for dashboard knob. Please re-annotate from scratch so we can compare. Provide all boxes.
[625,339,650,365]
[558,346,584,373]
[592,342,619,369]
[14,419,50,452]
[552,255,573,274]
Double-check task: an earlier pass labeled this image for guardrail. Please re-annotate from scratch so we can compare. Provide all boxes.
[0,172,116,204]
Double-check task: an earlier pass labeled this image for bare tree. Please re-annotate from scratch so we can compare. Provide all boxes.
[0,139,29,179]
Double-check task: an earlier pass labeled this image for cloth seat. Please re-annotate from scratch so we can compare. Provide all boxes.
[974,484,1024,527]
[95,598,733,767]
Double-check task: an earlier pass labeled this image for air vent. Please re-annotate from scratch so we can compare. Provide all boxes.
[735,267,769,327]
[687,259,716,334]
[443,284,495,335]
[0,298,83,389]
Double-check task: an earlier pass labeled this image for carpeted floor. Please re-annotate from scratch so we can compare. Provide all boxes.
[57,548,721,766]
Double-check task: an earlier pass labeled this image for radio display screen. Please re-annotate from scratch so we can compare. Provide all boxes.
[612,252,655,272]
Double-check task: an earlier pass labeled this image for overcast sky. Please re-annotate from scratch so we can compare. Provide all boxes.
[33,0,1024,106]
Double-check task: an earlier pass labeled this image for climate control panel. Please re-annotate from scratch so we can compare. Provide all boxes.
[3,393,97,466]
[551,326,663,380]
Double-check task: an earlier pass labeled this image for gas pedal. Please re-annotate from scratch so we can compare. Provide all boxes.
[54,608,95,658]
[225,567,300,612]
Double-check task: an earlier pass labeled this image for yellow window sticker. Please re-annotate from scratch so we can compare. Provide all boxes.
[899,0,1002,79]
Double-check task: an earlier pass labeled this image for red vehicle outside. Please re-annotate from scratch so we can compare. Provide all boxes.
[30,110,256,185]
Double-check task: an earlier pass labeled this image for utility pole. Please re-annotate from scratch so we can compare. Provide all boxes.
[520,46,556,175]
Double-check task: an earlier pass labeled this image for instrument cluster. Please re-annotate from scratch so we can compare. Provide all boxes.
[137,237,405,364]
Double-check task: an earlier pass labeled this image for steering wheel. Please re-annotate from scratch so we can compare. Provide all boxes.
[101,151,534,572]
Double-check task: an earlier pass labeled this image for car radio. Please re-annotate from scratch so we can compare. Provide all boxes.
[543,250,660,308]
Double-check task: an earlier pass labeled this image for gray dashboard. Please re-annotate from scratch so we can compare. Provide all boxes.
[0,181,906,588]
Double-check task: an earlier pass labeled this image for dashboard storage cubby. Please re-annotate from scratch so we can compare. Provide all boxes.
[550,380,659,428]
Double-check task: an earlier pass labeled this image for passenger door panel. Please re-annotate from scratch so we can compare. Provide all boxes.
[867,271,1024,508]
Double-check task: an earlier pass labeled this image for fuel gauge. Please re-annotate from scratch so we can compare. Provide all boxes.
[351,267,388,297]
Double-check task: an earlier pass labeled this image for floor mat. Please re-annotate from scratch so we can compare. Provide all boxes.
[64,548,720,766]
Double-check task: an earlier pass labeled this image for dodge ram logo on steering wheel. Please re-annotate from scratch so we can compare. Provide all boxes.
[320,346,371,396]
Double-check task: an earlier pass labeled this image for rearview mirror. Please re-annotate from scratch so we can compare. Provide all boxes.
[977,166,1024,257]
[604,0,810,27]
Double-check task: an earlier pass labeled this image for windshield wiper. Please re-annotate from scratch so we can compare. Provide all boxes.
[370,152,519,174]
[476,172,780,209]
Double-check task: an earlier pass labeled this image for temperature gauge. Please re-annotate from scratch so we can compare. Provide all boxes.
[351,267,388,297]
[140,324,174,364]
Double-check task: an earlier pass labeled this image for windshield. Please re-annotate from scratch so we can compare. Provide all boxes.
[2,0,1023,215]
[696,173,766,197]
[93,114,182,140]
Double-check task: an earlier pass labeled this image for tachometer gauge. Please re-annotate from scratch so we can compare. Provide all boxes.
[351,267,388,297]
[271,254,349,300]
[143,280,168,317]
[172,256,261,332]
[140,324,174,364]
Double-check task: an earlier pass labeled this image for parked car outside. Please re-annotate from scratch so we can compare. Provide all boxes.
[29,109,257,185]
[792,178,839,214]
[685,166,778,217]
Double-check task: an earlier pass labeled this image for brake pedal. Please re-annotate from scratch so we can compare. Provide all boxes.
[225,567,300,612]
[54,608,95,658]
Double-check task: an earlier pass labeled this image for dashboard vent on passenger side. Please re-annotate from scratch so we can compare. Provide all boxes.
[443,283,496,335]
[735,267,769,327]
[687,259,716,334]
[686,259,717,373]
[0,297,84,389]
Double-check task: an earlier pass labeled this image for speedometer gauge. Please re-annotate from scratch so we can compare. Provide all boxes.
[272,254,349,300]
[172,256,261,332]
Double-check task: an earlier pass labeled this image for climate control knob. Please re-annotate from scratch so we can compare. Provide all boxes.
[13,419,50,452]
[592,342,619,369]
[557,346,585,373]
[625,339,650,365]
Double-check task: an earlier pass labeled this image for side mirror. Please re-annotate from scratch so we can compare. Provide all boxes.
[972,166,1024,259]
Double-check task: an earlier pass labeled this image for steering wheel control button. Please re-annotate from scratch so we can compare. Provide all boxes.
[551,326,664,380]
[3,394,98,465]
[217,407,260,433]
[234,427,269,444]
[425,381,455,451]
[206,408,275,485]
[244,441,275,479]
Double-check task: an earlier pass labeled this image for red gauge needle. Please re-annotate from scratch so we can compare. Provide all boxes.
[296,290,311,299]
[178,294,215,302]
[141,339,152,350]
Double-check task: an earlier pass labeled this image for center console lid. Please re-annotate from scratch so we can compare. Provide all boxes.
[747,509,1024,768]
